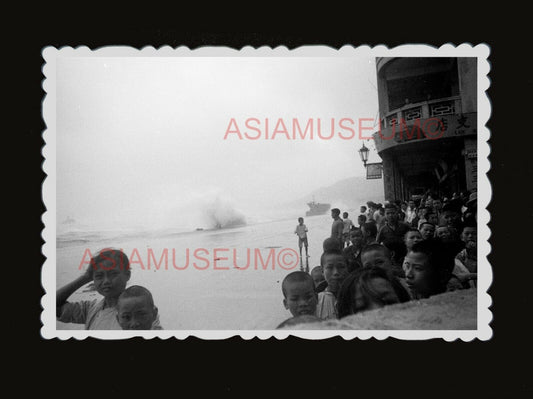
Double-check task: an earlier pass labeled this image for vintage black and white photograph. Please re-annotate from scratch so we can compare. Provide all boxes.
[41,45,491,339]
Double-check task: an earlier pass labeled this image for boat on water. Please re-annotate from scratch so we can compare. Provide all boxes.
[306,199,331,216]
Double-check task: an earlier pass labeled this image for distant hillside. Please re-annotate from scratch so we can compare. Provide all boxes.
[287,176,385,211]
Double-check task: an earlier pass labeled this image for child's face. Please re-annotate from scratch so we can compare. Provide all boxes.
[92,261,130,299]
[283,281,318,317]
[354,277,400,312]
[311,268,325,286]
[117,296,158,330]
[436,227,452,241]
[420,224,435,240]
[403,251,435,297]
[350,230,363,247]
[440,211,459,227]
[461,227,477,244]
[384,208,398,223]
[322,254,348,294]
[404,231,422,250]
[298,219,304,225]
[427,213,439,225]
[361,249,393,271]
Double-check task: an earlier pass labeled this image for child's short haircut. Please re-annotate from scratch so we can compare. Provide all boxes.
[463,215,476,226]
[362,222,378,237]
[361,205,367,211]
[118,285,154,307]
[319,248,345,267]
[336,267,410,318]
[404,227,420,238]
[361,243,391,259]
[281,271,315,298]
[419,222,436,230]
[91,248,130,271]
[409,240,454,286]
[322,237,343,252]
[310,265,323,274]
[382,240,406,263]
[384,203,398,211]
[298,217,304,222]
[358,214,367,223]
[462,221,477,231]
[331,208,341,216]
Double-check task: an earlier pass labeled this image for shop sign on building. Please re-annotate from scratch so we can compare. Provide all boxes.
[366,162,383,179]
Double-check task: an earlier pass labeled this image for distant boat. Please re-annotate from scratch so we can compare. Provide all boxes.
[306,199,331,216]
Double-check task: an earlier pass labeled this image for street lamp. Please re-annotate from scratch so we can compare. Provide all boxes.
[358,142,369,167]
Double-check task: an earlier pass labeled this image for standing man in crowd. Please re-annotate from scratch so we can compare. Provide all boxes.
[405,199,417,224]
[376,203,411,247]
[342,212,354,248]
[331,208,344,246]
[366,202,375,222]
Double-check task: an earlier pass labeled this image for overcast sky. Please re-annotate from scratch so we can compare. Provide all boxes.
[56,55,380,230]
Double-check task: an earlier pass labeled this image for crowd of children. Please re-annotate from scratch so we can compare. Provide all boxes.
[279,190,478,328]
[57,190,477,330]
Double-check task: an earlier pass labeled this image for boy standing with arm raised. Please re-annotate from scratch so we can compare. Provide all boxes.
[57,248,161,330]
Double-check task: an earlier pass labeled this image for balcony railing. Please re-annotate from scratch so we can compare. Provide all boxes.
[381,96,460,127]
[429,100,455,117]
[386,114,398,128]
[403,106,422,121]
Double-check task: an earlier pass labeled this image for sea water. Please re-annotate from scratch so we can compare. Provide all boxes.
[56,214,339,330]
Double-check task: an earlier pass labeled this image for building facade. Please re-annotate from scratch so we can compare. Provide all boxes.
[372,57,477,201]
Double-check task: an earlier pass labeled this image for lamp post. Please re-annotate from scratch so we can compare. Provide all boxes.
[358,142,369,167]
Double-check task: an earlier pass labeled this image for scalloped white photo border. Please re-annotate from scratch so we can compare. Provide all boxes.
[41,43,492,340]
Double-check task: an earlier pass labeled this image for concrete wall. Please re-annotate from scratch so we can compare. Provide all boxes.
[458,58,477,113]
[377,65,390,114]
[382,153,394,201]
[283,288,477,330]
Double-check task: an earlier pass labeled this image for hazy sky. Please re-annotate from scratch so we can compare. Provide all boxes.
[56,55,381,230]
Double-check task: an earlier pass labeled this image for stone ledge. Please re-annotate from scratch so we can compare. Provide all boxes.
[285,288,477,330]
